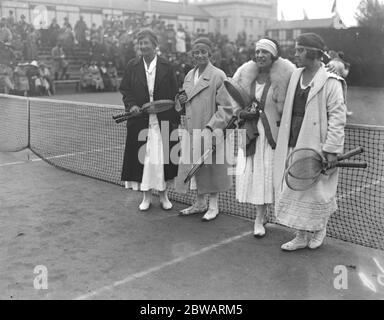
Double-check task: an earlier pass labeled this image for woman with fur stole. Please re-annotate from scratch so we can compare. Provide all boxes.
[230,38,295,237]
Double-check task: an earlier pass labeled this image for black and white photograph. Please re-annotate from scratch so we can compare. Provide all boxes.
[0,0,383,304]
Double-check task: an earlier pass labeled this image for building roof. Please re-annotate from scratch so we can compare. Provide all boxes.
[27,0,211,18]
[268,16,345,30]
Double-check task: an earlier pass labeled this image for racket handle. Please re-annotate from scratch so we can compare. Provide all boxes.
[338,147,364,161]
[336,162,368,169]
[113,112,131,120]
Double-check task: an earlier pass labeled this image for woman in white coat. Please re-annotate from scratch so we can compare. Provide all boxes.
[177,37,233,222]
[274,33,347,251]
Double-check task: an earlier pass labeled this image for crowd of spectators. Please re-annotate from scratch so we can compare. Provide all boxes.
[0,9,264,95]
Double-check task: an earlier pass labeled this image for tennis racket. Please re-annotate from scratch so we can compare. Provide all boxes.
[184,116,238,184]
[285,147,367,191]
[113,100,175,124]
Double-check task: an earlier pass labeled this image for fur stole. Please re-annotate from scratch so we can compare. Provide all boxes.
[232,57,296,114]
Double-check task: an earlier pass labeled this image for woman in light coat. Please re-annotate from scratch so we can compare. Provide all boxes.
[176,37,233,222]
[274,33,347,251]
[229,38,295,237]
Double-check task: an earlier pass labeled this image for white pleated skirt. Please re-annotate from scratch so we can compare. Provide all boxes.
[235,120,274,205]
[125,114,171,192]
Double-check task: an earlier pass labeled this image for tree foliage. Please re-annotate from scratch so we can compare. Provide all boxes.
[356,0,384,32]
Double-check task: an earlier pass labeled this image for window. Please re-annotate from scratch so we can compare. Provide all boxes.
[223,18,228,29]
[216,18,220,31]
[286,29,293,40]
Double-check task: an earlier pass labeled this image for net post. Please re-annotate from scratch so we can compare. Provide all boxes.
[27,97,31,149]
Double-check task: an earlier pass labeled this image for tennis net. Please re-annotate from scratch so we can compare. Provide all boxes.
[1,94,383,250]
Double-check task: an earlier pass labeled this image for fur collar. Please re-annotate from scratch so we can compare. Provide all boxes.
[233,57,296,113]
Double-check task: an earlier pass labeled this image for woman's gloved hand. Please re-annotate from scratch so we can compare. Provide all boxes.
[239,110,259,121]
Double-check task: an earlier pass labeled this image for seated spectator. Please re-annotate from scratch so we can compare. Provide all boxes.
[37,62,53,95]
[13,63,30,96]
[89,61,104,90]
[89,38,106,63]
[106,61,119,91]
[51,42,68,80]
[0,63,14,93]
[99,60,110,89]
[80,62,92,89]
[26,60,41,96]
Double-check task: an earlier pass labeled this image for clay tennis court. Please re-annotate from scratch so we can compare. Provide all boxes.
[1,88,383,300]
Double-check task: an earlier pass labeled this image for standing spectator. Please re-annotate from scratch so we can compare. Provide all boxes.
[7,10,15,27]
[48,18,61,47]
[63,17,72,30]
[176,24,186,53]
[166,24,176,53]
[74,16,88,48]
[0,17,13,44]
[90,23,99,40]
[274,33,347,251]
[24,26,39,61]
[51,42,68,80]
[16,14,29,41]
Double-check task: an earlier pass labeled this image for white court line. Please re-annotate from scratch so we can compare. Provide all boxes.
[74,231,252,300]
[0,146,125,167]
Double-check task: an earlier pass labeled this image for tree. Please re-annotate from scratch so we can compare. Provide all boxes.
[355,0,384,32]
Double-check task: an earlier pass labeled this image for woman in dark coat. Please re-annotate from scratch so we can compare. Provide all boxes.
[119,29,180,211]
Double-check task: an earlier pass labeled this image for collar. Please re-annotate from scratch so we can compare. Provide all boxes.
[143,55,157,75]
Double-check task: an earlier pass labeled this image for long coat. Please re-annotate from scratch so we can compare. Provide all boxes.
[273,66,347,232]
[175,62,233,195]
[229,57,296,145]
[119,56,180,183]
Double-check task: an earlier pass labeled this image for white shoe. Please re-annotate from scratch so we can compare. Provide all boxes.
[281,232,308,251]
[159,191,173,211]
[160,199,173,211]
[202,208,219,222]
[346,110,353,116]
[308,228,327,250]
[139,200,151,211]
[179,203,207,216]
[253,217,266,237]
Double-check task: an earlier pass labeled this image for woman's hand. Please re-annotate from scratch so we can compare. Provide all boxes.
[130,105,140,113]
[323,152,338,169]
[178,92,188,104]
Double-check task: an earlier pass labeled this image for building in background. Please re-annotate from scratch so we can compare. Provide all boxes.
[0,0,278,41]
[0,0,211,34]
[192,0,278,41]
[266,12,347,51]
